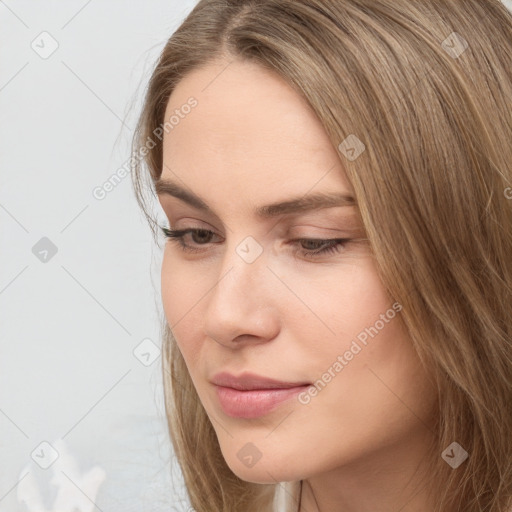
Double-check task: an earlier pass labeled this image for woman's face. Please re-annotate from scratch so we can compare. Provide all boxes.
[158,57,436,484]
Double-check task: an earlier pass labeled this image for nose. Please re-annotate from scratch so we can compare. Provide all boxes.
[203,239,280,347]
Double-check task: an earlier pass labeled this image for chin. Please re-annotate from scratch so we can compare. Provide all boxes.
[221,447,306,484]
[229,464,294,485]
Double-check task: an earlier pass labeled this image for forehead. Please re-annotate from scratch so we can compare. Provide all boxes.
[161,58,353,207]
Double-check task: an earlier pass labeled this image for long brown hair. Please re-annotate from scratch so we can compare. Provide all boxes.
[131,1,512,511]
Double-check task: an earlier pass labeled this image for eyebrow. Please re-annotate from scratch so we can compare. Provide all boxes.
[154,179,356,218]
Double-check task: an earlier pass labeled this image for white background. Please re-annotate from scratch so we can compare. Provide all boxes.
[0,2,196,511]
[1,1,511,512]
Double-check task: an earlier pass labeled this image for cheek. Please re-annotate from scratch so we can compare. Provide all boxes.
[283,258,397,357]
[294,263,435,451]
[288,260,434,423]
[161,249,182,326]
[161,251,206,361]
[316,260,418,376]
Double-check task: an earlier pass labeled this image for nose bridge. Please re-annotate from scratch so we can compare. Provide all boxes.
[203,235,276,343]
[214,235,267,304]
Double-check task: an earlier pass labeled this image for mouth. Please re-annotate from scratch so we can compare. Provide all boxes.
[210,372,311,419]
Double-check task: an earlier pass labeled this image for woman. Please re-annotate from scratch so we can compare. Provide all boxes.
[130,1,512,511]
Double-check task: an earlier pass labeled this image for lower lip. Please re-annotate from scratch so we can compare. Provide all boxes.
[214,385,310,419]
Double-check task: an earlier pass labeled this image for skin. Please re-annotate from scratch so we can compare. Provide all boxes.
[157,56,439,512]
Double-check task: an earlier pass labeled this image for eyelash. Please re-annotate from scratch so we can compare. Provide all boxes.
[160,227,350,259]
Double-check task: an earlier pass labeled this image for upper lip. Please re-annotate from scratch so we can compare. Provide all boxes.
[210,372,310,391]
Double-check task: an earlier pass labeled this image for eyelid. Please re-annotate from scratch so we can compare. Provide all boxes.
[167,216,220,232]
[288,226,355,235]
[160,201,361,232]
[164,221,361,242]
[159,199,224,227]
[286,224,363,239]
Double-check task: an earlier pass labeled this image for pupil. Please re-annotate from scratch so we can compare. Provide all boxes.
[304,240,323,250]
[195,230,210,242]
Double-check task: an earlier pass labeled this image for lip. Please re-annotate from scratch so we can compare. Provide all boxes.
[211,372,311,419]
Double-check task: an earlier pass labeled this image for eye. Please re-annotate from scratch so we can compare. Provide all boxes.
[161,227,221,253]
[290,238,350,259]
[160,225,359,260]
